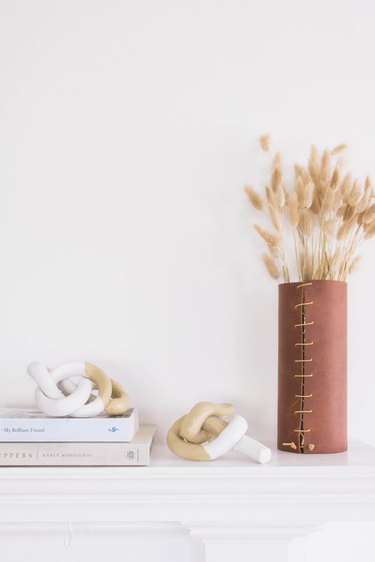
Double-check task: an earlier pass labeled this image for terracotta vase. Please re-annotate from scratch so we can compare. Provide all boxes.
[277,280,347,454]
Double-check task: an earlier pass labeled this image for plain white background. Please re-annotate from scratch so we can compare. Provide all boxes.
[1,1,375,560]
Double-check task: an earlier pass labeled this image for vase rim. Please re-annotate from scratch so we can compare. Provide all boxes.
[278,279,347,287]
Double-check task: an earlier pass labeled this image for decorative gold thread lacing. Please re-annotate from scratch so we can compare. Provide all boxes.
[283,283,315,453]
[294,301,314,308]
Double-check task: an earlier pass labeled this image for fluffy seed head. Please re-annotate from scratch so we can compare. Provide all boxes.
[276,183,285,207]
[268,203,282,231]
[288,192,299,226]
[348,255,361,274]
[262,252,280,279]
[253,224,280,249]
[303,181,315,209]
[259,134,270,152]
[271,167,282,193]
[308,145,320,184]
[320,149,331,182]
[295,176,304,206]
[365,220,375,239]
[362,204,375,225]
[244,185,263,211]
[331,144,347,155]
[348,179,362,207]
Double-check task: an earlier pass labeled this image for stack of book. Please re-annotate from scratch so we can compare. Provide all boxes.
[0,408,156,466]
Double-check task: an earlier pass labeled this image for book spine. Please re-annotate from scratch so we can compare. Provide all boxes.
[0,410,139,442]
[0,441,151,466]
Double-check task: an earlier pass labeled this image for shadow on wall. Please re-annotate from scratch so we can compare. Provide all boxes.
[235,285,278,443]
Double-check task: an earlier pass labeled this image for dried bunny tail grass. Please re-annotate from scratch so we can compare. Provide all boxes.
[253,224,280,248]
[331,144,347,155]
[344,203,356,221]
[348,179,362,207]
[321,188,335,214]
[362,203,375,224]
[276,183,285,207]
[303,252,313,281]
[324,218,335,236]
[272,152,281,169]
[365,220,375,239]
[244,185,263,211]
[348,255,361,274]
[301,168,312,184]
[340,173,352,201]
[271,167,282,192]
[259,134,270,152]
[288,192,300,226]
[329,246,341,275]
[333,185,344,208]
[262,252,280,279]
[265,185,277,208]
[294,164,303,177]
[357,211,365,225]
[357,187,371,213]
[337,205,346,218]
[337,213,357,240]
[330,166,340,189]
[320,149,331,182]
[268,203,282,231]
[310,191,321,214]
[303,181,315,209]
[295,176,304,206]
[308,145,320,184]
[299,209,314,235]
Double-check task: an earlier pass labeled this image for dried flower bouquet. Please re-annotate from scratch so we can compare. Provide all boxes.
[245,135,375,282]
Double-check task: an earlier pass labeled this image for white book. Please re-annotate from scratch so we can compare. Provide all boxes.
[0,408,139,442]
[0,425,156,466]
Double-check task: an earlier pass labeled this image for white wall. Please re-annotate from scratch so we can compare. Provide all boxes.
[1,0,375,443]
[1,0,375,440]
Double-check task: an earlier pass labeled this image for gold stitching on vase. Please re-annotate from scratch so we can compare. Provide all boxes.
[296,284,314,453]
[282,442,297,449]
[294,374,313,378]
[294,301,314,308]
[308,443,315,451]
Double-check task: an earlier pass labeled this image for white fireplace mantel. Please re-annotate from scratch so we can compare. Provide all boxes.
[1,442,375,562]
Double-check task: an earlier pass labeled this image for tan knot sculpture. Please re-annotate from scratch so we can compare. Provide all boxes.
[167,401,272,463]
[27,361,130,417]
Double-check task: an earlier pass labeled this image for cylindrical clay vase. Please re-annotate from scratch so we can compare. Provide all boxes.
[278,280,347,454]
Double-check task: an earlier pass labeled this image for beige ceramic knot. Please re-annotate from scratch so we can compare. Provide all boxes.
[167,401,272,464]
[84,363,130,415]
[167,401,247,461]
[27,361,130,418]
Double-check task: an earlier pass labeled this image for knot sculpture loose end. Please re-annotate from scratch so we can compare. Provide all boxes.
[167,402,272,464]
[27,361,130,418]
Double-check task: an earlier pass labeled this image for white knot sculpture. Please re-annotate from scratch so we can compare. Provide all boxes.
[27,361,130,418]
[167,402,272,464]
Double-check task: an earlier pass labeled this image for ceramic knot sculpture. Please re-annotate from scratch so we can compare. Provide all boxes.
[27,361,130,417]
[167,401,271,463]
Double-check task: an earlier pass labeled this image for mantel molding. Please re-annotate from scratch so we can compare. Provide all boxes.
[0,442,374,561]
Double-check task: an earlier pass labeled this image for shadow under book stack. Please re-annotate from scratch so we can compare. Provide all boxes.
[0,409,156,466]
